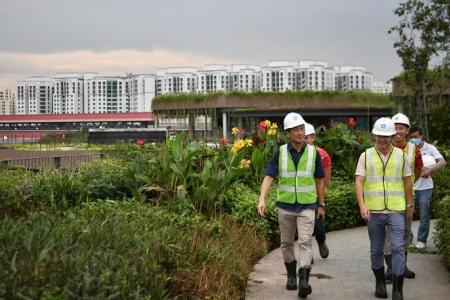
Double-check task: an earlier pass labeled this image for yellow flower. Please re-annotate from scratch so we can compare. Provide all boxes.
[239,159,251,168]
[231,139,246,155]
[264,120,271,127]
[245,139,253,146]
[268,129,277,136]
[270,123,278,130]
[231,127,240,136]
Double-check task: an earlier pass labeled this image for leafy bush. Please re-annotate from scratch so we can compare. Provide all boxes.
[0,200,267,299]
[318,123,373,180]
[222,183,278,239]
[325,177,365,231]
[0,158,140,217]
[434,195,450,270]
[0,168,34,217]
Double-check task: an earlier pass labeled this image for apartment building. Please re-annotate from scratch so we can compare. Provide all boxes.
[0,89,16,115]
[335,66,373,91]
[157,68,198,95]
[17,77,54,115]
[17,73,155,114]
[372,81,392,95]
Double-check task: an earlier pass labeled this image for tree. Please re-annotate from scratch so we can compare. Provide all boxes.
[389,0,450,139]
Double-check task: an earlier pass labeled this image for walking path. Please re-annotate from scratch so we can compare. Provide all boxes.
[246,220,449,299]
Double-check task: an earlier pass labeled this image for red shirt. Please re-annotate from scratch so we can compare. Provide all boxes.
[396,143,423,170]
[317,146,332,171]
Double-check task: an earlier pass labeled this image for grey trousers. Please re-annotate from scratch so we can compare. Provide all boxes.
[384,218,413,254]
[278,208,315,268]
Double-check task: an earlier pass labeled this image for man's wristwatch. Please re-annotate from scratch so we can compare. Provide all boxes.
[407,204,414,208]
[318,203,326,208]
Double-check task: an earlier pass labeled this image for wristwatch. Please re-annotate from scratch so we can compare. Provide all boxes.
[318,203,326,208]
[407,204,414,208]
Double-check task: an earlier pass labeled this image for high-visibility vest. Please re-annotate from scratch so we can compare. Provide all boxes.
[403,142,416,181]
[363,147,406,211]
[277,143,317,204]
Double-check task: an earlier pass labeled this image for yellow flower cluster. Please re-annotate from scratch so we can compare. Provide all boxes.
[239,159,251,168]
[231,127,240,136]
[231,139,253,155]
[264,120,271,127]
[267,123,278,136]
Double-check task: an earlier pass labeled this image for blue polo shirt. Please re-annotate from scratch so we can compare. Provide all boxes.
[265,142,325,212]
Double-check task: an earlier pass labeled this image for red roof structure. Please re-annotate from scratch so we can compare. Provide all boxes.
[0,112,154,123]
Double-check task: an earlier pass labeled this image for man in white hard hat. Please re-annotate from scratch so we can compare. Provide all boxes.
[409,127,447,249]
[383,113,424,283]
[355,117,414,300]
[304,123,331,260]
[257,112,325,298]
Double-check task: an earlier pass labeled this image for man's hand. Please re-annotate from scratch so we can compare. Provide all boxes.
[359,203,370,221]
[257,199,265,216]
[406,207,413,221]
[317,207,325,220]
[421,167,432,178]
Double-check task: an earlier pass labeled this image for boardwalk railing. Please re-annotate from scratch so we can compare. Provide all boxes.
[0,153,104,170]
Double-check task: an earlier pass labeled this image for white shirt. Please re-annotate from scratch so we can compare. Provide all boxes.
[414,142,444,191]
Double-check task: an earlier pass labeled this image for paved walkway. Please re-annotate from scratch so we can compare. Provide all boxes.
[246,220,449,299]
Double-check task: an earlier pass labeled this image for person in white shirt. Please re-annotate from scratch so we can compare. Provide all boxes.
[409,127,447,249]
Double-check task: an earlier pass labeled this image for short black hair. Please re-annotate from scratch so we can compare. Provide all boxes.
[410,127,423,135]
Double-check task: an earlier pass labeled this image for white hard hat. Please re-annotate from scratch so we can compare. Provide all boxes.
[422,154,436,168]
[392,113,410,127]
[283,112,305,131]
[372,117,396,136]
[304,123,316,136]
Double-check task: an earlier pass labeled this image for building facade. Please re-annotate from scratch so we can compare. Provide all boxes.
[334,66,373,91]
[0,88,16,115]
[17,73,155,115]
[372,81,392,95]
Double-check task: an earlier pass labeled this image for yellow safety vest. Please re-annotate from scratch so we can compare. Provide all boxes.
[277,144,317,204]
[403,142,416,182]
[363,147,406,211]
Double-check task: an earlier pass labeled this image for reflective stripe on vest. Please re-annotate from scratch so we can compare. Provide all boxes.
[277,144,317,204]
[404,142,416,181]
[363,147,406,211]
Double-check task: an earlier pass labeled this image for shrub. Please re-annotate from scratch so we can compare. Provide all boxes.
[0,200,267,299]
[434,195,450,270]
[325,177,365,231]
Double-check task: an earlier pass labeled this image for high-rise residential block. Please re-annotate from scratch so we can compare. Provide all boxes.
[0,88,16,115]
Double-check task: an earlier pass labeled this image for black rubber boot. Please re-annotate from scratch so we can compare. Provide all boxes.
[384,255,393,284]
[392,274,404,300]
[318,240,329,258]
[372,267,388,298]
[298,267,312,298]
[404,252,415,279]
[284,260,297,290]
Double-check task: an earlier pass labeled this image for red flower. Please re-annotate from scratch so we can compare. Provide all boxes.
[220,136,228,146]
[136,139,145,146]
[347,117,357,127]
[258,121,267,132]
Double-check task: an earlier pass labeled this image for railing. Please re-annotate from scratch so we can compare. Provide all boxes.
[0,153,104,170]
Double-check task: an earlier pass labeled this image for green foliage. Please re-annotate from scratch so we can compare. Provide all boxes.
[325,177,365,231]
[39,131,87,144]
[0,201,267,299]
[141,133,246,215]
[222,183,278,238]
[428,104,450,145]
[389,0,450,135]
[317,123,373,180]
[434,195,450,269]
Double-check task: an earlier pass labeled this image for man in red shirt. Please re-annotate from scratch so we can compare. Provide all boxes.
[305,123,331,259]
[383,113,424,283]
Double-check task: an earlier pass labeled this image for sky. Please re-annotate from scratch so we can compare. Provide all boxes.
[0,0,403,90]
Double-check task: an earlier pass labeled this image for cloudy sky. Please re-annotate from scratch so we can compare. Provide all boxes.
[0,0,403,90]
